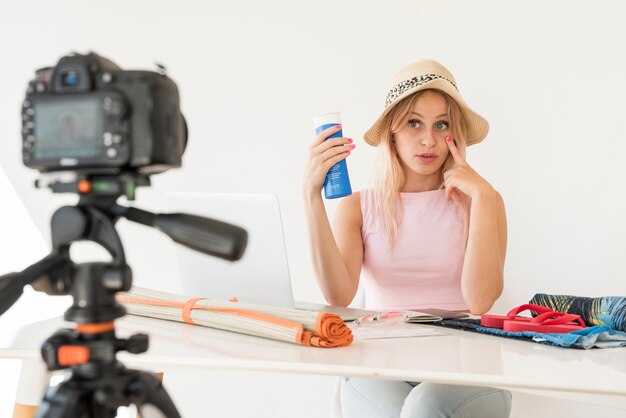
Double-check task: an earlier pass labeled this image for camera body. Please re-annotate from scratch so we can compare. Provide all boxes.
[22,52,186,174]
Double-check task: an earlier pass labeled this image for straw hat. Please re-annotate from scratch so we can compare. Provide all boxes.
[364,59,489,147]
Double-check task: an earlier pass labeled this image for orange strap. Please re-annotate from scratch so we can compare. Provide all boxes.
[182,297,205,325]
[116,295,302,330]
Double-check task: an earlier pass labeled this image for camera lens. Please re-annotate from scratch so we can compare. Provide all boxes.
[61,71,79,87]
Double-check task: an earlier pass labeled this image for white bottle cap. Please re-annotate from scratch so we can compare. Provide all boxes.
[313,112,341,129]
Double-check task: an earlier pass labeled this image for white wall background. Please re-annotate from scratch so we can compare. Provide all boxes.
[2,1,626,417]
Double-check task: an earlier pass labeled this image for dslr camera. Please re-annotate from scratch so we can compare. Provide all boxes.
[21,52,187,174]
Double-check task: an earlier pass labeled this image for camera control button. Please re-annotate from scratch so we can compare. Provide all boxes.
[103,97,125,116]
[112,134,122,145]
[101,72,113,83]
[106,148,118,159]
[103,132,113,146]
[35,82,46,93]
[26,108,35,116]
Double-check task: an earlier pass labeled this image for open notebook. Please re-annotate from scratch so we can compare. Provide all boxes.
[165,193,376,322]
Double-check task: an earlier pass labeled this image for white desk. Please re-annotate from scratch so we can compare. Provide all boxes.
[2,298,626,410]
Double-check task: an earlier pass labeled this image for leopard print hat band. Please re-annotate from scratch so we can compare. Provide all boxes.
[384,73,458,108]
[364,59,489,147]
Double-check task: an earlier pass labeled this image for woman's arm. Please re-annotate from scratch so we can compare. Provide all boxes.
[302,125,362,307]
[443,136,507,314]
[304,192,363,307]
[460,189,507,314]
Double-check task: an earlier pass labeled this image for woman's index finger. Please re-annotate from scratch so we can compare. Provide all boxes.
[446,136,466,165]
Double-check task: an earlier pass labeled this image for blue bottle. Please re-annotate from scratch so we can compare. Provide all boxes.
[313,112,353,199]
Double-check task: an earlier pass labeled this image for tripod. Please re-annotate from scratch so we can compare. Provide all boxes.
[0,174,247,417]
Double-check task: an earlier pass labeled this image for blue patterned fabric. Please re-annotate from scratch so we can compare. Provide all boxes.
[435,320,626,349]
[478,325,626,349]
[529,294,626,332]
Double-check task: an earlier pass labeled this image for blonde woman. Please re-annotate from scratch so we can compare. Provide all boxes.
[303,60,511,417]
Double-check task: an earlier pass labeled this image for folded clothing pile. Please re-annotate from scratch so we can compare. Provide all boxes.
[530,294,626,332]
[117,286,353,348]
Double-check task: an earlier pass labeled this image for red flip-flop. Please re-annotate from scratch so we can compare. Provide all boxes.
[480,304,554,328]
[503,311,587,334]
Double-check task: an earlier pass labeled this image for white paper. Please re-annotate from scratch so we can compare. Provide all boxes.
[350,323,448,340]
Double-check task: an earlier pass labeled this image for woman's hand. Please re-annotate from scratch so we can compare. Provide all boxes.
[302,124,355,198]
[443,135,494,201]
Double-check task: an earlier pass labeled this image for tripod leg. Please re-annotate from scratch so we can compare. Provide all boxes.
[133,372,181,418]
[34,381,90,418]
[128,372,162,418]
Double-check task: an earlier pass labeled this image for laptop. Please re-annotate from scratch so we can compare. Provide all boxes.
[165,193,376,321]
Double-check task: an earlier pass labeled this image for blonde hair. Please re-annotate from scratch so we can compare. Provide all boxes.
[372,89,470,248]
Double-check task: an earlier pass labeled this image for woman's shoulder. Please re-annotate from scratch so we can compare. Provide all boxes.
[338,190,363,210]
[341,189,376,209]
[338,189,379,226]
[336,190,376,219]
[334,191,363,227]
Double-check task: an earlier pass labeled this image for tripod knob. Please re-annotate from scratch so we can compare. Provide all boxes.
[119,333,149,354]
[41,328,75,371]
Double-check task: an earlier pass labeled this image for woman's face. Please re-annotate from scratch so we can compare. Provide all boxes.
[393,90,452,182]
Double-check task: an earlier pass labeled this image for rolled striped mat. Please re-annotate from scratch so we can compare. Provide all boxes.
[117,286,353,348]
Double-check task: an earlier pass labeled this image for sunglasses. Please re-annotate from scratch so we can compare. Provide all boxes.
[354,311,416,328]
[354,310,448,328]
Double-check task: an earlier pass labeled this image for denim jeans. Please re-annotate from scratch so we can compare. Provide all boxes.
[340,377,512,418]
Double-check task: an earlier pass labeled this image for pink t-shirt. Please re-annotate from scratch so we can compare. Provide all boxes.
[360,188,468,311]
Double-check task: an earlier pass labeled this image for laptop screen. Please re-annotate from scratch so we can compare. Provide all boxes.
[165,193,295,308]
